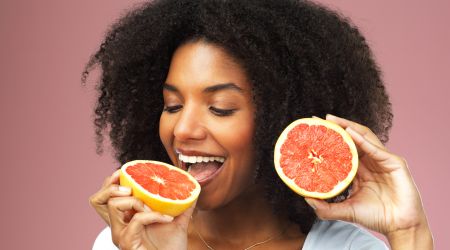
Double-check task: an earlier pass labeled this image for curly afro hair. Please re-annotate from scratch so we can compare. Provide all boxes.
[82,0,392,234]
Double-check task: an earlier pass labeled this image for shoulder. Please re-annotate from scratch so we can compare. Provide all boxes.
[303,220,389,250]
[92,227,118,250]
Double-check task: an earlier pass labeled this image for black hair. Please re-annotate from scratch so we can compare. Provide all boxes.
[82,0,392,234]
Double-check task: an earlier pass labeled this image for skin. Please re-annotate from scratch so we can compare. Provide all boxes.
[159,40,256,211]
[89,41,433,249]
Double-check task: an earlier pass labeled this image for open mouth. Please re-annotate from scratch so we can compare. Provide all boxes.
[177,153,225,184]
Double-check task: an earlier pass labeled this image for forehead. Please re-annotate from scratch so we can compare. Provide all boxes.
[165,41,250,91]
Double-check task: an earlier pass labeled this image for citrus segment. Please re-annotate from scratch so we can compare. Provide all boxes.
[274,117,358,199]
[120,160,201,216]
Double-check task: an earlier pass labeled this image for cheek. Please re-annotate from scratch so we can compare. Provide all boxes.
[219,117,254,155]
[235,126,254,151]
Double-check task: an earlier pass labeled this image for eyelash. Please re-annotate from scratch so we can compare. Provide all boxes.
[163,105,182,113]
[163,105,236,116]
[209,106,237,116]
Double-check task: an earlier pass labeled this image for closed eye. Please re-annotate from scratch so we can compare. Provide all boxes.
[163,105,182,113]
[209,106,237,116]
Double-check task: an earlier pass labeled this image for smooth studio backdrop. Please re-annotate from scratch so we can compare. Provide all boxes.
[0,0,448,249]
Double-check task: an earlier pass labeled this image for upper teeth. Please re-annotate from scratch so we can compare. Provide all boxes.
[178,153,225,164]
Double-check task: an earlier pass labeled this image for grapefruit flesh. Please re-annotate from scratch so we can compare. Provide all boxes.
[274,118,358,199]
[120,160,201,216]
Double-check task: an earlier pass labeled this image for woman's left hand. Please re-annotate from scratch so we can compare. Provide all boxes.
[305,114,433,249]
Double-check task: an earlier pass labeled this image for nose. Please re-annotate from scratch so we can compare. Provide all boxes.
[173,105,207,142]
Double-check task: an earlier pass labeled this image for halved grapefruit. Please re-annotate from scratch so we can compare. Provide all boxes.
[274,117,358,199]
[120,160,201,216]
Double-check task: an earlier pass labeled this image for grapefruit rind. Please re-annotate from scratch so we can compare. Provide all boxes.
[274,117,358,199]
[120,160,201,217]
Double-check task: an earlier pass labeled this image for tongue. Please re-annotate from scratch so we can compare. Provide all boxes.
[188,162,221,181]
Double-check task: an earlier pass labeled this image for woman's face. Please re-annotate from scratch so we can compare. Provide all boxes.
[159,41,256,209]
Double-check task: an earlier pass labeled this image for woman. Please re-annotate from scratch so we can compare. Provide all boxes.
[86,0,433,249]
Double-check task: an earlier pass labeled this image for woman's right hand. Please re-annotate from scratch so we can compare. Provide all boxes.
[107,196,195,250]
[90,170,195,249]
[89,170,132,226]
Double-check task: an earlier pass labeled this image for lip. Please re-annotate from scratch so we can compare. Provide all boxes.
[175,148,224,158]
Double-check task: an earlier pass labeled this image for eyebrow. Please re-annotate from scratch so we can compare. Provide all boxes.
[163,82,244,93]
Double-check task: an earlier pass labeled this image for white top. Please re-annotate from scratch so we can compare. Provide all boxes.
[302,220,388,249]
[93,220,388,249]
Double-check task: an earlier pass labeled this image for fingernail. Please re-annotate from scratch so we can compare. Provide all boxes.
[305,198,316,210]
[144,204,151,212]
[312,116,321,119]
[163,215,174,221]
[118,186,131,193]
[112,170,120,178]
[326,114,337,119]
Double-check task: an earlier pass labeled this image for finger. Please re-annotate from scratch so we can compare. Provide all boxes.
[108,197,146,215]
[108,196,144,228]
[346,127,389,161]
[90,184,132,207]
[174,199,197,229]
[108,197,146,242]
[102,170,121,188]
[89,184,132,226]
[346,127,403,174]
[326,114,385,149]
[130,211,174,229]
[305,197,355,222]
[119,212,174,249]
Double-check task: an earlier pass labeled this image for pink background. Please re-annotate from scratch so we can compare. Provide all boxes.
[0,0,448,249]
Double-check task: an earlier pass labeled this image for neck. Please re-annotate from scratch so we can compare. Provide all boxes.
[190,184,292,246]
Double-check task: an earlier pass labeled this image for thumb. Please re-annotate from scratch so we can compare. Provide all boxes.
[174,199,197,228]
[305,198,355,222]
